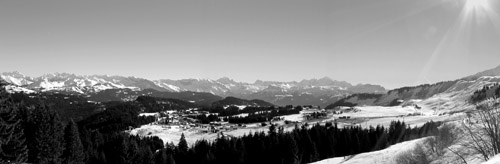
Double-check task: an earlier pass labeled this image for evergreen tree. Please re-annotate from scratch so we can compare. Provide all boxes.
[281,135,299,164]
[139,146,153,164]
[233,139,246,164]
[177,133,188,153]
[126,138,140,164]
[62,119,85,164]
[166,153,176,164]
[0,86,28,163]
[29,103,65,164]
[153,149,168,164]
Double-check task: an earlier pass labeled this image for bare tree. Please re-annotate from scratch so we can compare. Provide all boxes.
[394,144,430,164]
[438,124,468,164]
[462,98,500,161]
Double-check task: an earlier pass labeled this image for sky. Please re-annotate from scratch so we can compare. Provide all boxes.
[1,0,500,89]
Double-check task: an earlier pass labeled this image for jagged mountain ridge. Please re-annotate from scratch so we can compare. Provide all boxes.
[0,72,386,106]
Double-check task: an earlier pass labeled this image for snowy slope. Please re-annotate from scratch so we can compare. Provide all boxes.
[311,137,430,164]
[3,85,36,94]
[482,154,500,164]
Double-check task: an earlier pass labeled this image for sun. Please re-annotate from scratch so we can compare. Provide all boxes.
[465,0,489,12]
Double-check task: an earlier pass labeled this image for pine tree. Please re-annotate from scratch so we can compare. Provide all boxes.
[178,133,188,153]
[233,139,246,164]
[62,119,85,164]
[0,86,28,163]
[154,149,168,164]
[29,103,65,164]
[140,146,153,164]
[282,134,299,164]
[126,138,139,164]
[176,133,189,164]
[166,153,176,164]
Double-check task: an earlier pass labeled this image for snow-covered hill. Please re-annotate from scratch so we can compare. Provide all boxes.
[311,137,430,164]
[326,76,500,112]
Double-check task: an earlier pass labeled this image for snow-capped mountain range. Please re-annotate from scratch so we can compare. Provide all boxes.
[0,71,386,106]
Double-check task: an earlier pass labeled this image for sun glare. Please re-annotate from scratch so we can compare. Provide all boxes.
[465,0,489,12]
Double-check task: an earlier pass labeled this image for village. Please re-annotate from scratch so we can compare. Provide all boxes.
[134,105,329,134]
[128,103,442,145]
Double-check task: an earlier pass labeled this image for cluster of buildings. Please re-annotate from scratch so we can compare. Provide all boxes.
[139,109,244,134]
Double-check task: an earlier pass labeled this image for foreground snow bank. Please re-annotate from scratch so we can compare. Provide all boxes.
[482,154,500,164]
[311,137,429,164]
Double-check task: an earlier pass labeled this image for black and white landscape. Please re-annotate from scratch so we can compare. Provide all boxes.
[1,0,500,164]
[0,72,385,107]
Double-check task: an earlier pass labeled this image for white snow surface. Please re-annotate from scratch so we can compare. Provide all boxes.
[154,82,182,92]
[138,113,159,117]
[282,113,303,122]
[129,124,270,145]
[1,75,23,86]
[311,137,430,164]
[4,85,36,94]
[482,154,500,164]
[39,79,65,89]
[339,105,434,118]
[224,105,248,110]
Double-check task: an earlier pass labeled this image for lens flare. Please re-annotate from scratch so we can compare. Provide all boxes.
[418,0,500,84]
[465,0,489,12]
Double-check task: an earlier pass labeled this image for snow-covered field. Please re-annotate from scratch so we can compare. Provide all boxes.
[333,105,463,128]
[282,113,303,122]
[356,114,462,128]
[483,154,500,164]
[138,113,159,117]
[129,106,459,146]
[282,110,321,122]
[129,123,271,145]
[338,105,434,118]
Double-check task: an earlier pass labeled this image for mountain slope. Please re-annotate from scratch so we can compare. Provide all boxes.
[87,88,223,106]
[325,65,500,110]
[463,65,500,80]
[211,96,274,107]
[135,96,201,112]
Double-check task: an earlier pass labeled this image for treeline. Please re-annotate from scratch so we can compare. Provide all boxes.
[203,105,302,117]
[225,107,301,124]
[211,96,274,107]
[9,92,100,122]
[189,114,220,124]
[157,121,440,164]
[325,93,383,109]
[471,83,500,103]
[135,96,201,113]
[78,102,157,133]
[190,106,303,124]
